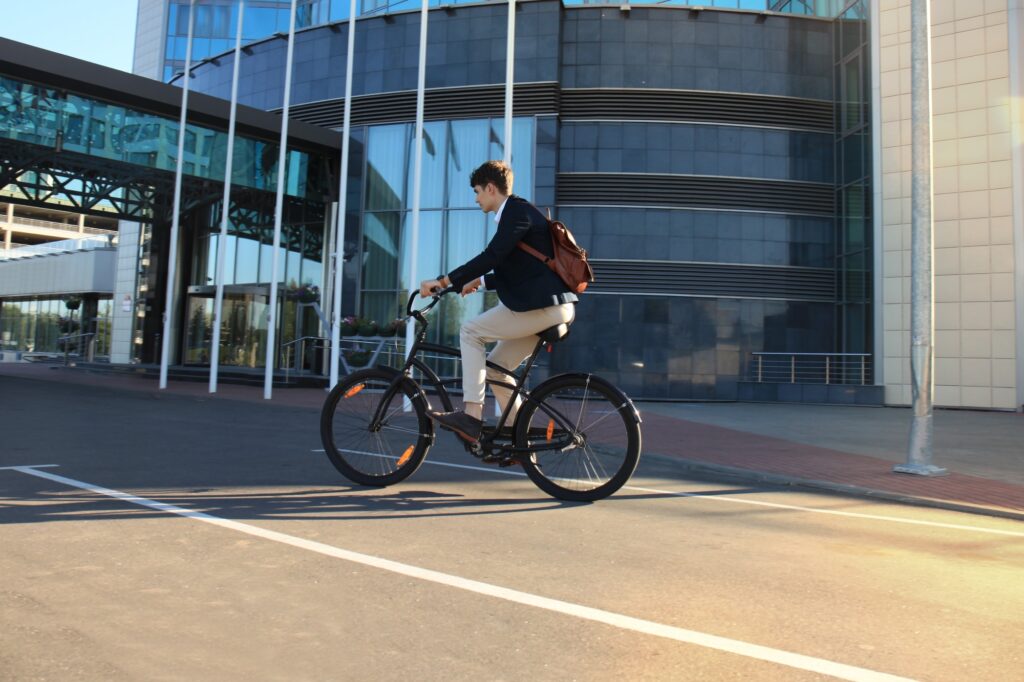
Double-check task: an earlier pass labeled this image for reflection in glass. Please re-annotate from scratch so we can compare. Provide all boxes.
[359,116,535,333]
[363,212,402,290]
[400,211,442,291]
[184,291,269,367]
[366,124,409,210]
[446,119,489,208]
[0,75,328,200]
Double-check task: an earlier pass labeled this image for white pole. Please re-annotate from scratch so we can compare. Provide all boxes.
[160,0,196,389]
[330,0,358,389]
[1009,0,1024,412]
[404,0,428,368]
[263,0,298,400]
[896,0,946,476]
[503,0,515,165]
[210,0,245,394]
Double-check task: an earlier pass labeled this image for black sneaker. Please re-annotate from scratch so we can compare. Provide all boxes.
[428,410,484,443]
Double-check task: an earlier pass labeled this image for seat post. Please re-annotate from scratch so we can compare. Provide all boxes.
[516,339,547,385]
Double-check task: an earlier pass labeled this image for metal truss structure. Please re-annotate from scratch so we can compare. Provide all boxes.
[0,137,327,253]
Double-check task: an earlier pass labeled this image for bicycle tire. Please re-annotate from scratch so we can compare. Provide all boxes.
[515,373,641,502]
[320,368,433,487]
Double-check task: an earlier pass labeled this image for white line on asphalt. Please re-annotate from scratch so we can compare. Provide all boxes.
[0,464,59,470]
[313,450,1024,537]
[8,465,913,682]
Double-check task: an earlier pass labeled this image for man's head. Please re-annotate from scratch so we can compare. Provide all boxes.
[470,160,513,214]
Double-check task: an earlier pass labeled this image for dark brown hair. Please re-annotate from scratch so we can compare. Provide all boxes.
[469,160,514,195]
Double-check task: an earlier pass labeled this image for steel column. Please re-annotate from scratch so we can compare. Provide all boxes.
[264,0,299,400]
[159,0,196,389]
[403,0,429,371]
[896,0,947,476]
[210,0,246,394]
[330,0,358,389]
[503,0,516,165]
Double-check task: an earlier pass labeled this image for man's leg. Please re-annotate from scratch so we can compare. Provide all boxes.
[468,302,575,419]
[486,335,541,422]
[436,302,573,441]
[458,303,520,420]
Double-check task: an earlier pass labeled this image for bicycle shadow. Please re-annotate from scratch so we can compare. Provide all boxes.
[0,482,585,526]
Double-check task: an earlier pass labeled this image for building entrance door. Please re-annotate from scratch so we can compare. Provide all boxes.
[183,286,270,368]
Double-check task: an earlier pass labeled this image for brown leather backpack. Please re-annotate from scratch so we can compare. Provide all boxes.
[517,218,595,295]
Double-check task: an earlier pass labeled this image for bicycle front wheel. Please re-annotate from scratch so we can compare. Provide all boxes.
[320,368,432,487]
[515,374,641,502]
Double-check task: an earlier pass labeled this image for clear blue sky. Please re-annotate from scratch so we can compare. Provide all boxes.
[0,0,137,72]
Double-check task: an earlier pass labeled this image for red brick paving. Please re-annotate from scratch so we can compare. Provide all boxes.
[641,411,1024,515]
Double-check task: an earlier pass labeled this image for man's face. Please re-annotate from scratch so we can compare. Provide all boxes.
[472,183,501,214]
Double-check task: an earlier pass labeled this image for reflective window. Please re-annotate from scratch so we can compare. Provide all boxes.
[0,76,329,202]
[0,297,112,355]
[358,116,534,347]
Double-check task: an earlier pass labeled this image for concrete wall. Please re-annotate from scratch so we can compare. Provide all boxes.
[0,249,116,297]
[876,0,1022,410]
[133,0,168,79]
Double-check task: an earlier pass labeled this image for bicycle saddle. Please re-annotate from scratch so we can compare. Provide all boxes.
[537,323,571,344]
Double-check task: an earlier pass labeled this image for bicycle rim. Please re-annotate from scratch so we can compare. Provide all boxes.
[321,369,431,486]
[517,375,640,501]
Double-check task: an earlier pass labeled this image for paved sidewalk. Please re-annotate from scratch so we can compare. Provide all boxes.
[2,362,1022,520]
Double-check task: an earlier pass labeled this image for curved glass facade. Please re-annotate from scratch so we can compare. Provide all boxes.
[177,0,868,398]
[164,0,846,84]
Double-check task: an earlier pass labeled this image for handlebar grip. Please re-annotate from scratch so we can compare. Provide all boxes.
[405,286,456,317]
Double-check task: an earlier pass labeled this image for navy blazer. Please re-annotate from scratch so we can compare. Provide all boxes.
[447,195,578,312]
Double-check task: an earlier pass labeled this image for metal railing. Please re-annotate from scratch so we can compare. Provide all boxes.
[57,332,96,366]
[280,335,331,380]
[2,214,117,235]
[0,235,116,261]
[749,352,872,385]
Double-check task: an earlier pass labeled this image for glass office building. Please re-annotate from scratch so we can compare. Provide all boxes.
[171,0,867,400]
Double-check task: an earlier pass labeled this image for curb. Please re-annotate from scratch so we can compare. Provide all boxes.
[666,458,1024,523]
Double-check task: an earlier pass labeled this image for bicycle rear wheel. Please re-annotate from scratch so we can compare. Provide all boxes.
[320,368,432,487]
[515,374,641,502]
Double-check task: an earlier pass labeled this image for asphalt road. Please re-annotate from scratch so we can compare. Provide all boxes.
[2,375,1022,681]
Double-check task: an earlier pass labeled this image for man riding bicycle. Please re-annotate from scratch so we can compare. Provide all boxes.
[418,160,578,444]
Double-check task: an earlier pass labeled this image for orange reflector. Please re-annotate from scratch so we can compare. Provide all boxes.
[397,445,415,466]
[546,420,555,441]
[343,384,365,398]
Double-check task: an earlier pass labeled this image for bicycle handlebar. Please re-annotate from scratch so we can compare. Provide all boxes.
[405,286,456,322]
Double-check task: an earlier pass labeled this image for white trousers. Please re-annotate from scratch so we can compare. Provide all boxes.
[460,301,575,418]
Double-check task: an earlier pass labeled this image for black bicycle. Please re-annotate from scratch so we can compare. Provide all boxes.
[320,288,642,501]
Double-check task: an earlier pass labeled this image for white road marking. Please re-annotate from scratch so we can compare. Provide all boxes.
[8,465,912,682]
[0,464,59,470]
[314,450,1024,537]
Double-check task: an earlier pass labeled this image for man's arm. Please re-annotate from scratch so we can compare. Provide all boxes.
[446,202,530,289]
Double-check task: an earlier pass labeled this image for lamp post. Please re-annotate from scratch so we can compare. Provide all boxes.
[895,0,947,477]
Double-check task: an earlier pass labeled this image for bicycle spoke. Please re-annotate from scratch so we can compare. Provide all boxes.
[322,370,432,486]
[518,375,640,500]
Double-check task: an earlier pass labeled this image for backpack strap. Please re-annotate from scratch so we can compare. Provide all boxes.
[517,240,552,265]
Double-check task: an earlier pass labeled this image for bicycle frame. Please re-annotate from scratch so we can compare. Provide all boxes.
[368,290,579,456]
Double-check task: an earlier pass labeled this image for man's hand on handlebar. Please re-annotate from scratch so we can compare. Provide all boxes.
[419,278,443,298]
[461,277,482,296]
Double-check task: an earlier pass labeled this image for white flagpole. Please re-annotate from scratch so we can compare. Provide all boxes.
[503,0,515,165]
[263,0,298,400]
[210,0,246,394]
[330,0,358,389]
[404,0,428,368]
[498,0,516,419]
[160,0,196,389]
